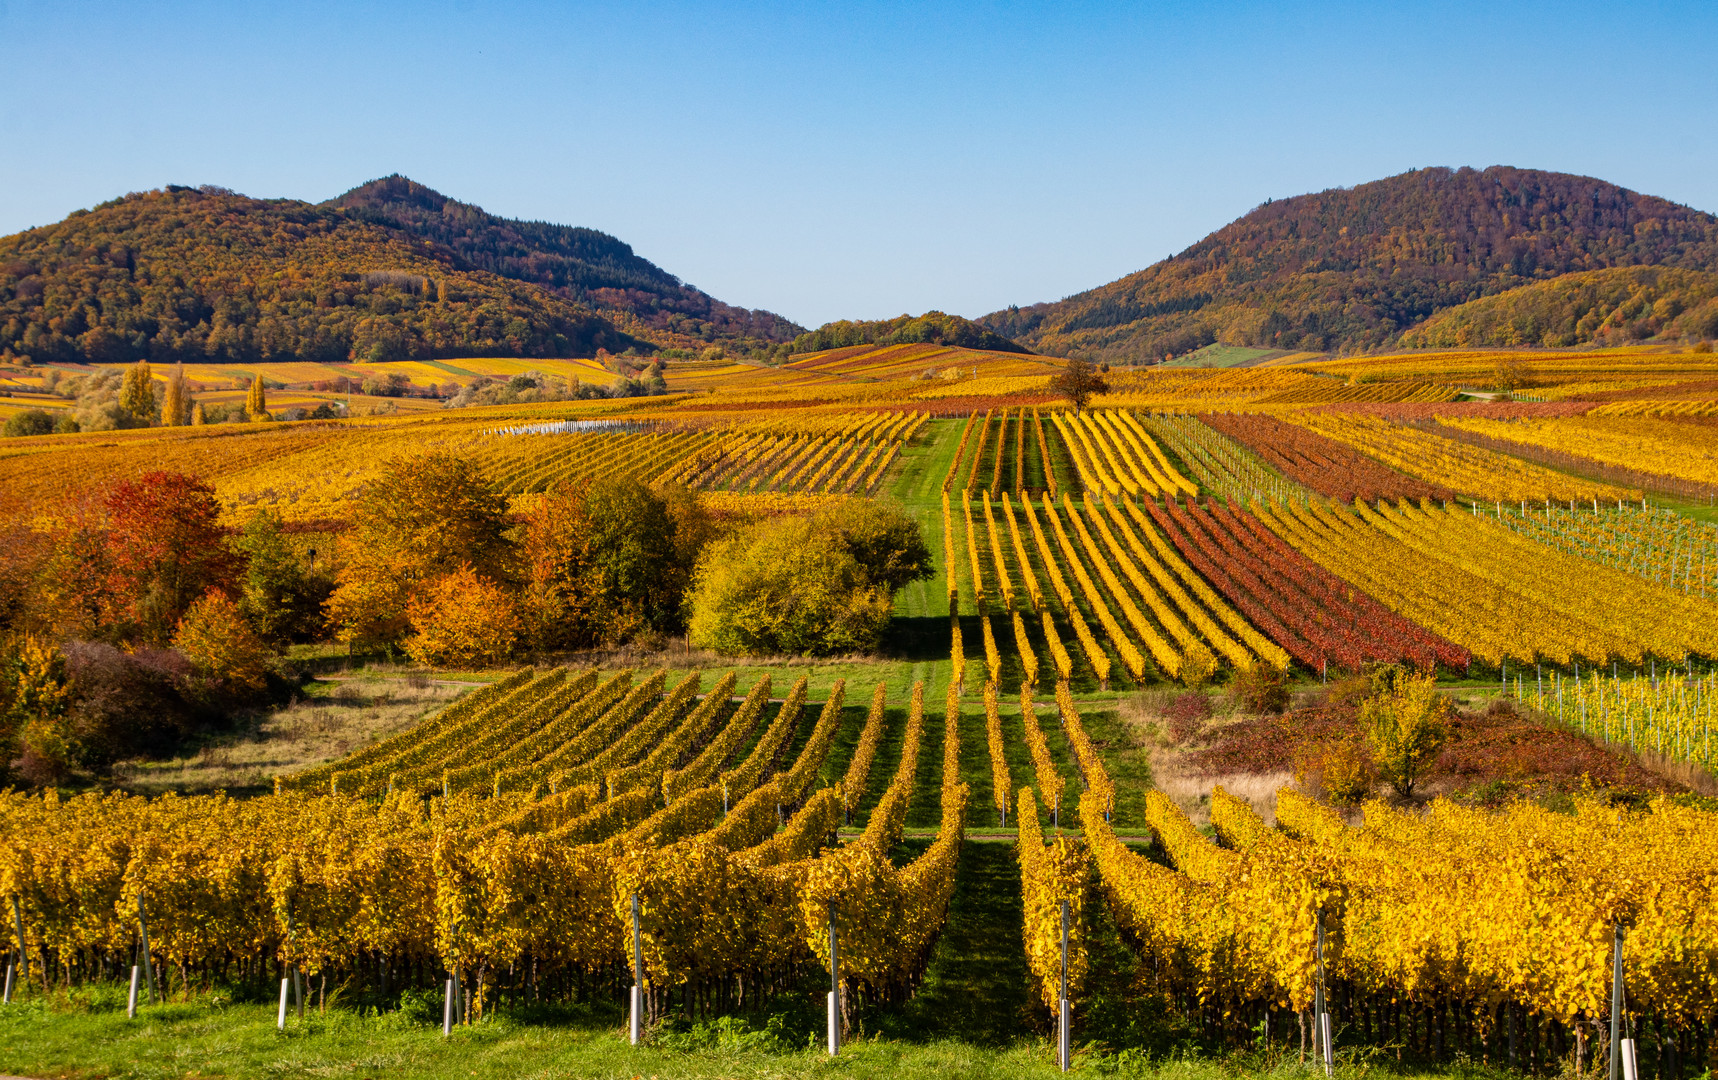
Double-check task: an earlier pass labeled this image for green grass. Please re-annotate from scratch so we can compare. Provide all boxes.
[0,992,1426,1080]
[0,894,1521,1080]
[1158,345,1283,369]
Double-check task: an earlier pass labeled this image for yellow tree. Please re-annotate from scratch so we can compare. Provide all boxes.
[173,591,270,692]
[1360,668,1450,798]
[161,364,192,426]
[118,359,157,425]
[326,451,514,648]
[246,377,270,421]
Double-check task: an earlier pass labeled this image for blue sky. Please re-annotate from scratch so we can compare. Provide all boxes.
[3,0,1715,328]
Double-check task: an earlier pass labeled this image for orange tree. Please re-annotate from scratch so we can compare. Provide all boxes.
[405,566,522,668]
[521,478,713,650]
[327,452,514,649]
[103,471,237,645]
[173,591,270,695]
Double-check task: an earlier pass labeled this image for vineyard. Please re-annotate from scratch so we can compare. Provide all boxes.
[6,341,1718,1076]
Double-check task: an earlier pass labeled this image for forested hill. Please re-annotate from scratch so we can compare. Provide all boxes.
[789,311,1028,355]
[1398,266,1718,348]
[327,176,802,352]
[979,166,1718,361]
[0,181,800,367]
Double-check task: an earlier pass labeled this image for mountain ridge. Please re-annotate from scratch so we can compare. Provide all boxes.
[325,176,802,353]
[0,178,800,368]
[979,166,1718,360]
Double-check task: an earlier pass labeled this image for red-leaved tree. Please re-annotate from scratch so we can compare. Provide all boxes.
[103,471,238,645]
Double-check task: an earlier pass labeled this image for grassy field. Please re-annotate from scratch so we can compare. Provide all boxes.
[1158,345,1283,369]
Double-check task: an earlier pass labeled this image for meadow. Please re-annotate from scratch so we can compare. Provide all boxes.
[2,341,1718,1080]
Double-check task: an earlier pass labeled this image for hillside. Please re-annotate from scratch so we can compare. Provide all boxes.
[980,166,1718,361]
[0,182,802,368]
[785,310,1029,358]
[327,176,802,354]
[1401,265,1718,348]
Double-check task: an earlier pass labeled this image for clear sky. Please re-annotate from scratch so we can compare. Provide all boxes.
[3,0,1715,329]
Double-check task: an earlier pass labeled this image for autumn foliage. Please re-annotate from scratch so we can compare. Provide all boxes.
[102,471,238,645]
[405,566,522,668]
[172,591,270,693]
[327,452,514,647]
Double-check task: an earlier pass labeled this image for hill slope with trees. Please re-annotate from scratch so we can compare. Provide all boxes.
[1400,266,1718,348]
[326,176,802,355]
[980,166,1718,361]
[783,310,1028,358]
[0,181,802,368]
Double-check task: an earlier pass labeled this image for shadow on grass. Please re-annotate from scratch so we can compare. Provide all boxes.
[886,614,956,665]
[868,838,1035,1047]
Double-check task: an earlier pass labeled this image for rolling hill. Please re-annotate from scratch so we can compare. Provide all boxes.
[0,181,801,369]
[1400,265,1718,348]
[980,166,1718,361]
[326,176,801,354]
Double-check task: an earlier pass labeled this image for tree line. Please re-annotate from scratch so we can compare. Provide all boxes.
[0,454,929,788]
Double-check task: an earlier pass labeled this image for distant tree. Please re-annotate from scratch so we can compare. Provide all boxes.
[161,364,192,426]
[3,409,56,437]
[1049,358,1110,412]
[118,360,158,426]
[1492,357,1529,394]
[326,452,513,648]
[103,471,238,645]
[190,401,206,425]
[245,377,271,421]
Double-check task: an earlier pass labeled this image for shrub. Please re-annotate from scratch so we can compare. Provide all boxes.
[1231,660,1290,714]
[60,641,201,769]
[3,409,56,437]
[1163,691,1212,743]
[405,566,521,668]
[686,500,929,657]
[688,521,890,656]
[1324,674,1372,708]
[173,591,270,694]
[1360,668,1450,798]
[1294,738,1374,806]
[1178,645,1217,689]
